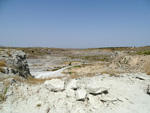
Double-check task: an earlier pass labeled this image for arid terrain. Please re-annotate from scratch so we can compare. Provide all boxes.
[0,46,150,113]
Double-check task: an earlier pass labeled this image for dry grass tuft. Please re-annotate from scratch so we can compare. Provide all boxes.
[0,60,6,67]
[6,49,12,57]
[0,76,23,82]
[67,74,82,79]
[0,87,8,102]
[25,77,48,84]
[6,52,12,57]
[0,67,4,73]
[25,75,69,84]
[0,60,6,73]
[66,73,96,79]
[100,70,122,76]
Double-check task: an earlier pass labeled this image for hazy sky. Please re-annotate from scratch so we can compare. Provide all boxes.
[0,0,150,48]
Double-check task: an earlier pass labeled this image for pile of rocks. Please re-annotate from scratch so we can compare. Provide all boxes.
[1,73,150,113]
[43,78,110,101]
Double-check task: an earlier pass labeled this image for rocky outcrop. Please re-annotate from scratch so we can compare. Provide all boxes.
[0,49,32,78]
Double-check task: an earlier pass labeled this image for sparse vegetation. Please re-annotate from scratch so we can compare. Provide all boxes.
[0,60,6,67]
[73,65,81,68]
[137,51,150,55]
[0,87,8,102]
[69,62,71,66]
[37,104,41,107]
[0,67,4,73]
[51,66,63,71]
[100,70,122,76]
[143,51,150,55]
[68,72,72,74]
[68,55,111,62]
[46,69,51,71]
[6,49,12,57]
[26,77,47,84]
[0,60,6,73]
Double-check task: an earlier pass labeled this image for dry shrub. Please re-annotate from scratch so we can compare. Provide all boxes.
[0,60,6,67]
[25,78,47,84]
[85,73,95,77]
[0,61,6,73]
[68,74,83,79]
[6,49,12,57]
[66,72,97,79]
[101,70,121,76]
[0,67,4,73]
[6,52,12,57]
[25,75,69,84]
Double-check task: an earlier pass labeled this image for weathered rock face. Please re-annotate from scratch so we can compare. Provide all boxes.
[110,53,150,74]
[0,49,32,78]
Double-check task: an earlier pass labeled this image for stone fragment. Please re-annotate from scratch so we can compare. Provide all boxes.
[66,79,77,90]
[44,79,64,92]
[86,83,110,95]
[76,89,86,101]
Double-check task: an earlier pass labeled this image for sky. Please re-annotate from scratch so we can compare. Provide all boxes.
[0,0,150,48]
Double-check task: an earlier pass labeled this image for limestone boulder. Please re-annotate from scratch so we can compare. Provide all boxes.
[86,83,110,95]
[66,79,77,90]
[75,89,87,101]
[44,79,64,92]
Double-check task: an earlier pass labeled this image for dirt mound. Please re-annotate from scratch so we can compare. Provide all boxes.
[110,53,150,74]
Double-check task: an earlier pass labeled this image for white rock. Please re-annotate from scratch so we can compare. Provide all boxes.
[66,79,77,90]
[44,79,64,92]
[65,89,75,97]
[76,89,86,101]
[88,94,100,109]
[87,83,110,95]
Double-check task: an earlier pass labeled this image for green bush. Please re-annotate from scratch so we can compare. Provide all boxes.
[137,51,150,55]
[143,51,150,55]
